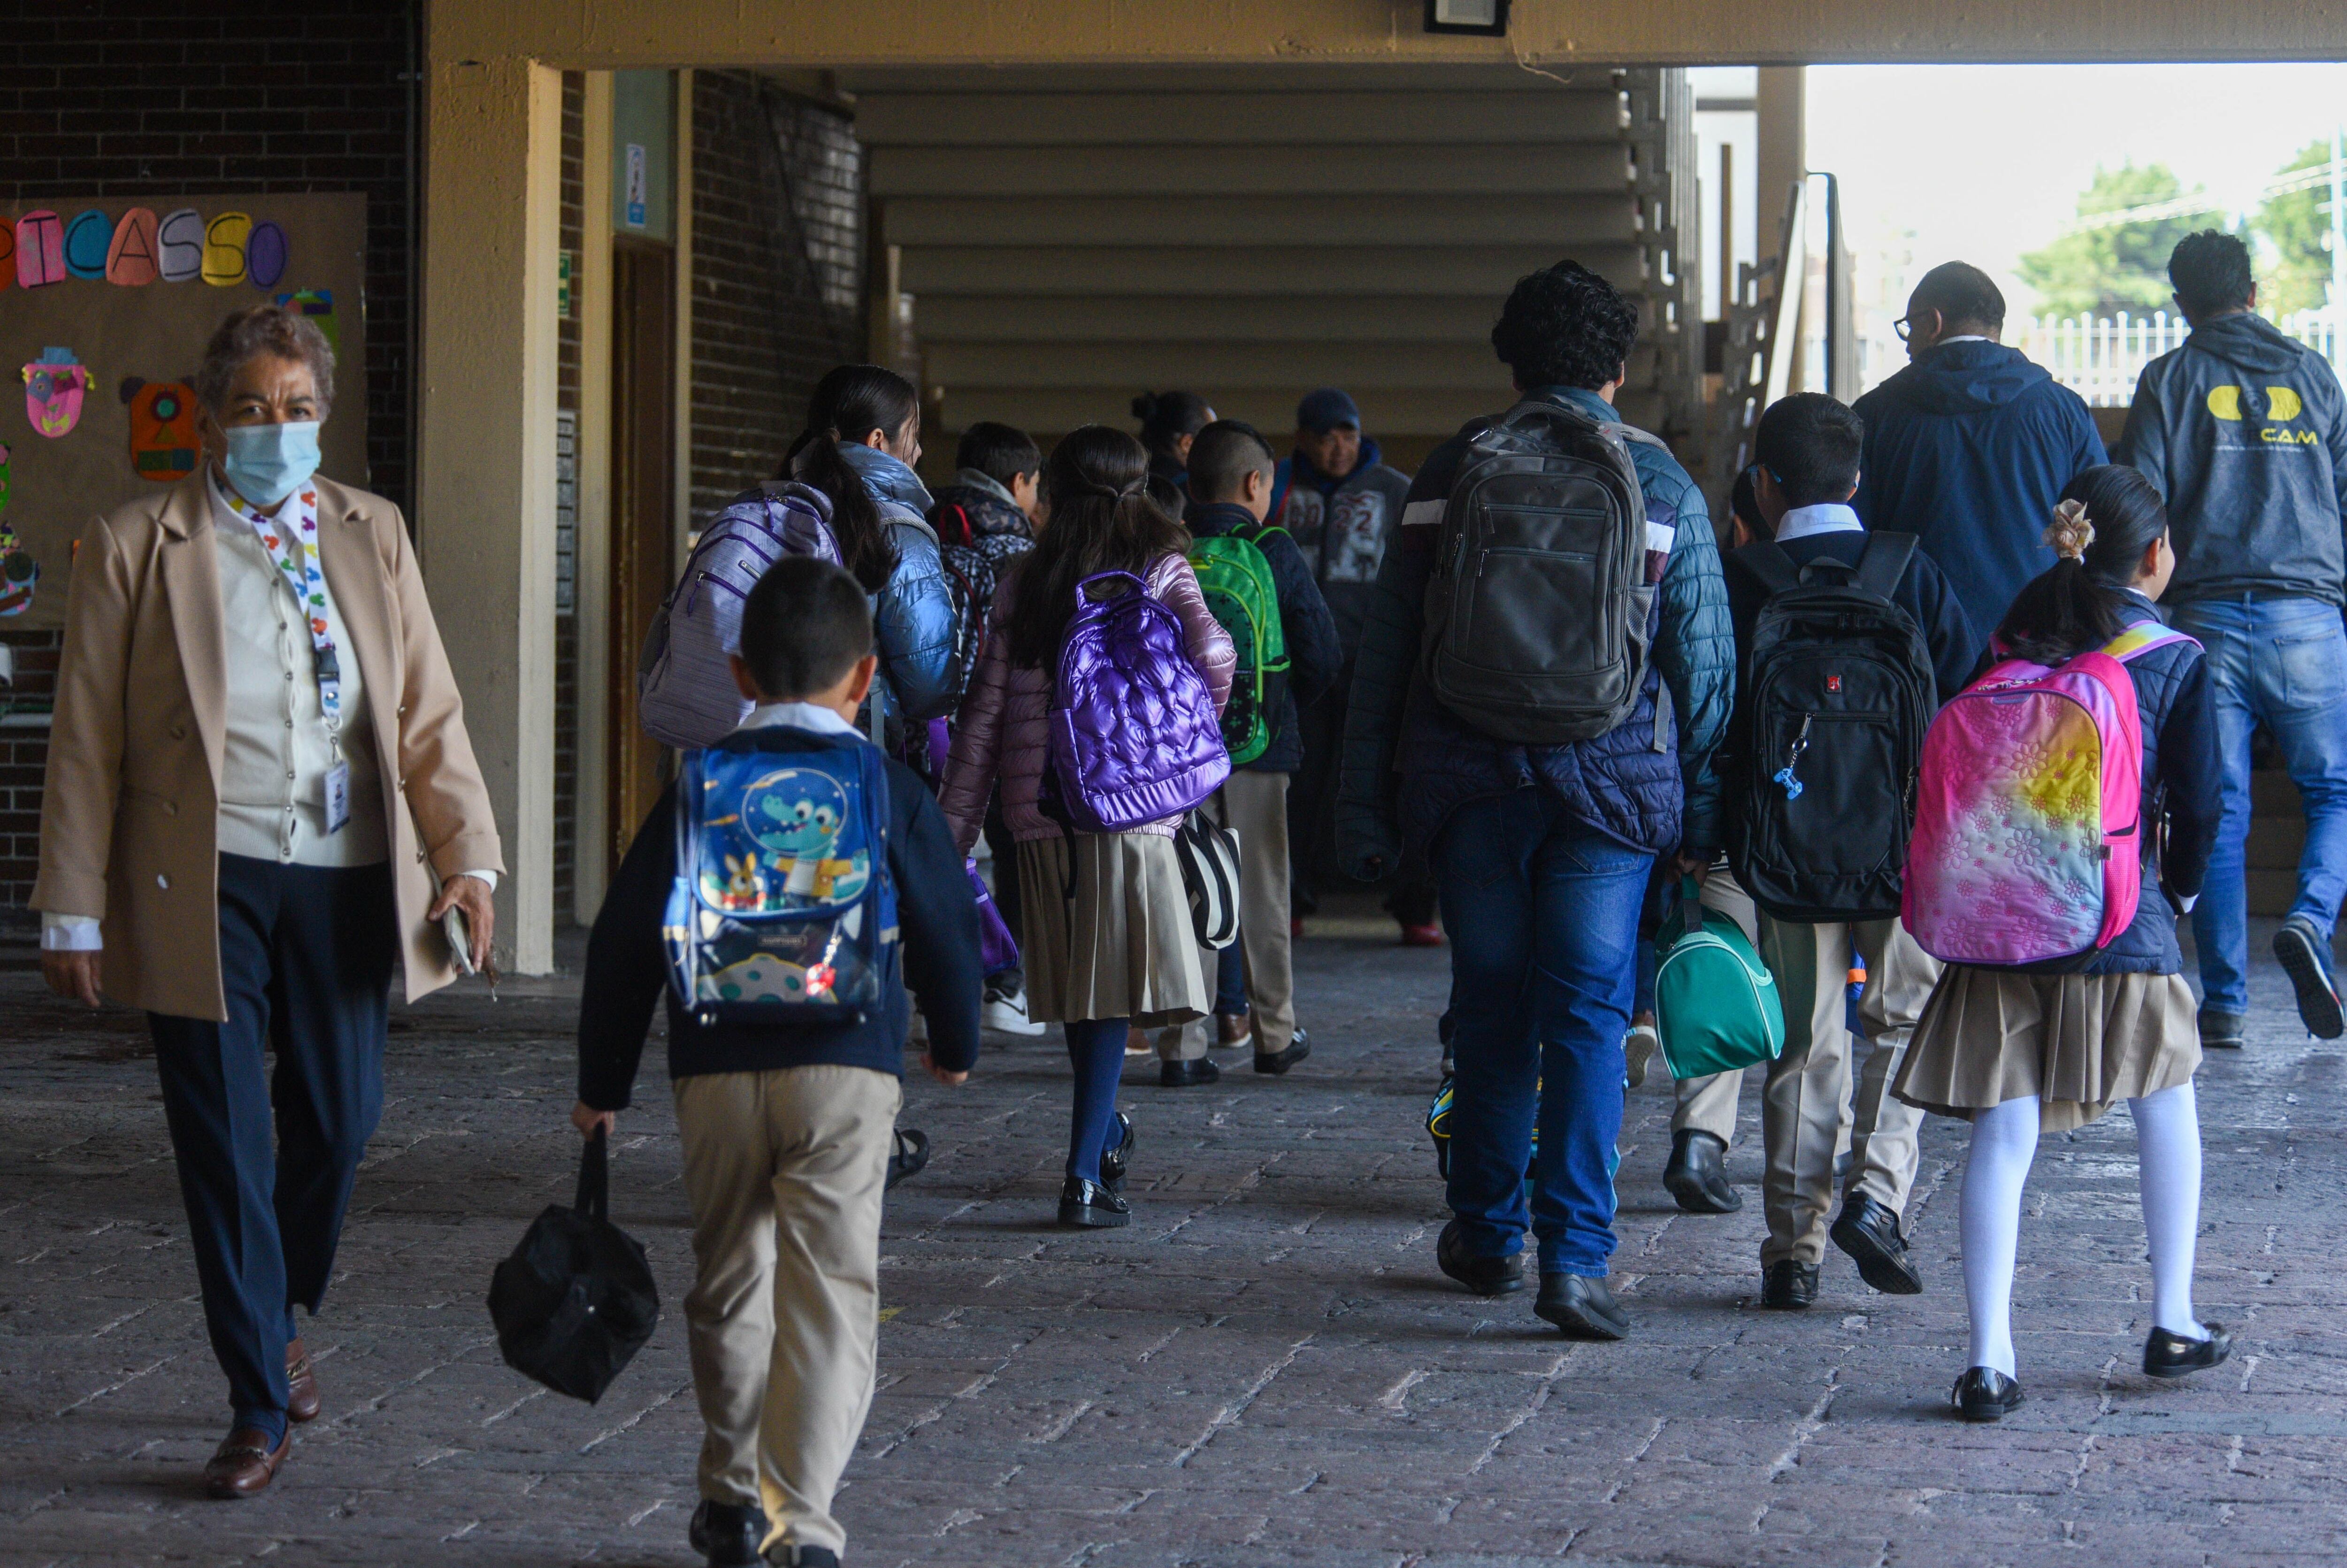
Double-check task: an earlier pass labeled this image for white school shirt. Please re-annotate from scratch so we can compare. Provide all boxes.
[1773,502,1865,543]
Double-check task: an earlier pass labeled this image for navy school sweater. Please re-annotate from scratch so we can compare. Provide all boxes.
[576,725,983,1110]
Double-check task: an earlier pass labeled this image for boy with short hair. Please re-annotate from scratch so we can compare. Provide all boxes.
[1157,419,1340,1081]
[575,555,982,1568]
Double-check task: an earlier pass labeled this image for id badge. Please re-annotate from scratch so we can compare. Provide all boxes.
[323,760,351,834]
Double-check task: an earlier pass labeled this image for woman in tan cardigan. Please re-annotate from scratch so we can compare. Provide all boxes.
[33,305,502,1499]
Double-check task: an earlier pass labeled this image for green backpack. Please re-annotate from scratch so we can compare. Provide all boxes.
[1188,524,1290,766]
[1653,877,1786,1079]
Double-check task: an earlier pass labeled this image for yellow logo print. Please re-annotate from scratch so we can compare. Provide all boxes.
[2268,385,2303,421]
[2209,383,2306,422]
[2209,385,2242,420]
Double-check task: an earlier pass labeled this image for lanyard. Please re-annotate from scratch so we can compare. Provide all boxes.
[220,480,342,730]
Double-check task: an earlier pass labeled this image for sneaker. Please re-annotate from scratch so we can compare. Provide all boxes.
[2274,917,2344,1039]
[1398,922,1445,948]
[1212,1010,1254,1052]
[2197,1007,2247,1050]
[982,989,1047,1036]
[1622,1017,1659,1089]
[1125,1026,1153,1057]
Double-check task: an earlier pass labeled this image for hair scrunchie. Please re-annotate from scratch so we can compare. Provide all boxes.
[2045,498,2096,561]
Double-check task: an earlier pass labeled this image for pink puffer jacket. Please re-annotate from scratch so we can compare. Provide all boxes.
[941,551,1234,853]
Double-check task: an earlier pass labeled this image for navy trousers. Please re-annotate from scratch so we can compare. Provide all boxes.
[148,854,397,1435]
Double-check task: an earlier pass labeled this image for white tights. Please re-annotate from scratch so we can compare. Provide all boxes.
[1959,1080,2207,1377]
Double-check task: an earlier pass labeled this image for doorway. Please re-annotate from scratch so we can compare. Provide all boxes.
[606,235,675,875]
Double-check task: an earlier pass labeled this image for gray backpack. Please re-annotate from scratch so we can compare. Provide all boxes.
[1421,398,1668,745]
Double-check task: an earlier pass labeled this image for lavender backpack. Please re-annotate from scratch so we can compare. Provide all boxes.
[637,482,842,749]
[1046,570,1229,834]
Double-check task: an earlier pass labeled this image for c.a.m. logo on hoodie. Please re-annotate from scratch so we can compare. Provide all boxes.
[2207,383,2321,444]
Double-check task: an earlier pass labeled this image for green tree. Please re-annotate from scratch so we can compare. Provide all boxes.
[2250,139,2334,316]
[2018,163,2214,319]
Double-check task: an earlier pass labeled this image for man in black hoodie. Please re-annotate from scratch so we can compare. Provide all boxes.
[1853,262,2107,639]
[2121,230,2347,1047]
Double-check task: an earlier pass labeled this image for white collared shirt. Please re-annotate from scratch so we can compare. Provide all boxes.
[1936,334,1994,346]
[744,700,861,736]
[1774,502,1865,543]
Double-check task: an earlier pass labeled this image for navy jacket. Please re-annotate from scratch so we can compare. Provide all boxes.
[1852,341,2106,639]
[576,725,983,1109]
[1269,440,1413,653]
[1723,526,1981,708]
[2118,312,2347,606]
[1336,387,1735,866]
[1189,500,1342,774]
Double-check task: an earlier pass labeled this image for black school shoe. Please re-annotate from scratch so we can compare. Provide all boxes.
[765,1546,839,1568]
[1435,1218,1524,1296]
[1100,1111,1135,1194]
[1951,1367,2025,1422]
[1830,1194,1924,1295]
[885,1128,929,1191]
[690,1500,766,1567]
[2144,1323,2233,1379]
[1255,1030,1311,1075]
[1159,1056,1221,1087]
[2197,1007,2247,1050]
[1535,1272,1631,1340]
[2275,918,2345,1039]
[1760,1259,1819,1309]
[1663,1130,1741,1214]
[1058,1175,1129,1228]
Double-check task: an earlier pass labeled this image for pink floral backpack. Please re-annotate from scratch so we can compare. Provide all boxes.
[1904,621,2197,967]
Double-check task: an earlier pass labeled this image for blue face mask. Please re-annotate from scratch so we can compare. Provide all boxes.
[221,421,322,507]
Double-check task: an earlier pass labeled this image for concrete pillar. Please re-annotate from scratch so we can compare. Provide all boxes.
[573,71,616,925]
[416,57,562,975]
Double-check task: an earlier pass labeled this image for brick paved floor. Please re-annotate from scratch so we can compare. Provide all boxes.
[3,918,2345,1567]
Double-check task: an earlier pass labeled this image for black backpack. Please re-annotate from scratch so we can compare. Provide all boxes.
[1726,535,1936,923]
[1422,398,1669,744]
[487,1130,660,1403]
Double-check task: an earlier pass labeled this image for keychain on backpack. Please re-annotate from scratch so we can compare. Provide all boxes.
[1773,714,1813,801]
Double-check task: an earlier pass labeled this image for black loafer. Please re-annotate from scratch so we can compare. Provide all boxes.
[1255,1030,1311,1075]
[2274,918,2345,1039]
[1159,1057,1221,1087]
[885,1128,929,1191]
[1435,1217,1524,1297]
[2143,1322,2232,1379]
[1535,1272,1630,1340]
[1830,1194,1924,1295]
[1057,1175,1130,1228]
[2197,1007,2247,1050]
[1952,1366,2025,1422]
[1100,1111,1135,1194]
[1664,1130,1741,1214]
[767,1546,840,1568]
[689,1499,767,1567]
[1760,1259,1819,1309]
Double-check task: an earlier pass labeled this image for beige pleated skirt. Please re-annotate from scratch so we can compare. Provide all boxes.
[1891,966,2201,1133]
[1014,832,1208,1030]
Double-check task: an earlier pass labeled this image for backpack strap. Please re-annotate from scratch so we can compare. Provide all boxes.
[1733,539,1805,597]
[2103,622,2201,665]
[1852,532,1917,599]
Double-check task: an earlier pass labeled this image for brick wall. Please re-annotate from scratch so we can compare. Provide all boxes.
[0,0,421,921]
[688,71,864,532]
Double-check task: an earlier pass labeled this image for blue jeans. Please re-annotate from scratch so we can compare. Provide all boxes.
[2171,597,2347,1015]
[1433,788,1652,1277]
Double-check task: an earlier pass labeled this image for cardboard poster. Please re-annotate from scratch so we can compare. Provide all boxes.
[0,192,369,630]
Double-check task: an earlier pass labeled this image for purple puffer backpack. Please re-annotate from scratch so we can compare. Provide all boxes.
[1048,570,1230,834]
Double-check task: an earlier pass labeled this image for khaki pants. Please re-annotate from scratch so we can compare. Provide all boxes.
[1668,874,1940,1264]
[1158,770,1296,1060]
[672,1065,903,1560]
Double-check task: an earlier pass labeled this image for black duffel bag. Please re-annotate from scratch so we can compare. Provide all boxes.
[488,1128,659,1402]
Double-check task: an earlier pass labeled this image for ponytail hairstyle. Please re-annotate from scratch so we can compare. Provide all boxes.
[779,364,917,591]
[1130,389,1214,470]
[1993,464,2170,666]
[1003,425,1190,670]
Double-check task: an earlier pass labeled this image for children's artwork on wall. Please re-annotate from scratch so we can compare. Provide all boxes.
[63,209,113,279]
[0,193,368,631]
[201,213,251,286]
[276,288,337,354]
[0,520,37,618]
[23,350,88,439]
[1,441,11,512]
[157,208,203,283]
[106,208,160,286]
[15,211,65,289]
[122,379,200,482]
[247,221,289,289]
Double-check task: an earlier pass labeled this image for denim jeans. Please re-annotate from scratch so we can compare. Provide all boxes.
[2171,596,2347,1015]
[1433,788,1652,1277]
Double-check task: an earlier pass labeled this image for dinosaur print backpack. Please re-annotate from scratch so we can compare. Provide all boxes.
[663,734,896,1027]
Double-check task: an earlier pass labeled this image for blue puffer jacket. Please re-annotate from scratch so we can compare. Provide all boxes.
[836,442,961,726]
[1334,388,1735,869]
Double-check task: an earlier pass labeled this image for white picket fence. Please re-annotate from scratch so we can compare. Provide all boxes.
[1857,309,2347,404]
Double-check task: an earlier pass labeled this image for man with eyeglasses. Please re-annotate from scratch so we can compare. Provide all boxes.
[1852,261,2108,642]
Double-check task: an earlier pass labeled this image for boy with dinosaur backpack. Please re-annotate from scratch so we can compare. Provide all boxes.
[1157,420,1340,1082]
